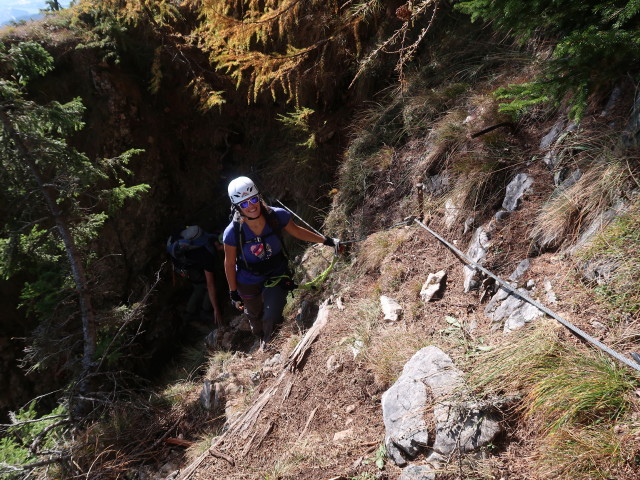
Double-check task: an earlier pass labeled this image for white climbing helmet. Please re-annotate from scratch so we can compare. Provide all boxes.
[228,176,259,205]
[180,225,202,240]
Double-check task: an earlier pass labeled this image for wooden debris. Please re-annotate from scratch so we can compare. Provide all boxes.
[164,438,193,447]
[210,448,235,466]
[297,406,318,441]
[176,300,333,480]
[287,300,331,371]
[281,377,294,405]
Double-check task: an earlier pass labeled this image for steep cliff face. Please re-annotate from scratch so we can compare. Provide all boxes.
[171,88,640,479]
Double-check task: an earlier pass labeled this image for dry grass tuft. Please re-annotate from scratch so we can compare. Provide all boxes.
[353,229,411,275]
[365,325,429,388]
[467,319,564,395]
[205,350,233,380]
[535,425,640,480]
[185,431,220,463]
[576,197,640,316]
[467,320,640,478]
[532,158,636,250]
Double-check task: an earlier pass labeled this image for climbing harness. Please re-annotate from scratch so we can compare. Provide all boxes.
[413,218,640,374]
[234,208,289,275]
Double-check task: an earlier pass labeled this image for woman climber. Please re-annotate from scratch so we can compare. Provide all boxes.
[222,176,341,348]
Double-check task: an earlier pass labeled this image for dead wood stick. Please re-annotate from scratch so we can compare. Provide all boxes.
[178,302,338,480]
[210,448,235,466]
[241,429,260,457]
[164,438,193,447]
[281,377,294,405]
[287,301,331,371]
[297,406,318,441]
[253,421,275,450]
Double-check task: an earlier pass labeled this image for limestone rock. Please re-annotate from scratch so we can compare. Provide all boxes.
[333,428,353,443]
[200,380,212,410]
[382,346,463,466]
[463,225,494,292]
[380,295,403,322]
[420,270,447,302]
[502,173,533,212]
[400,464,436,480]
[432,401,501,455]
[326,354,343,373]
[382,347,505,467]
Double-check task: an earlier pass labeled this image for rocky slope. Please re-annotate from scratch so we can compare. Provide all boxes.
[150,94,640,479]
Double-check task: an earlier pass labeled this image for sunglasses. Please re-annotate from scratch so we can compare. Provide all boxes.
[238,196,260,209]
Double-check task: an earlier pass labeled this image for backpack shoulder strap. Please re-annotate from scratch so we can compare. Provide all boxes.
[265,209,283,238]
[233,220,248,269]
[266,208,289,260]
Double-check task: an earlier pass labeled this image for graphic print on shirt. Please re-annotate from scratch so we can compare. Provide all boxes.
[250,241,272,260]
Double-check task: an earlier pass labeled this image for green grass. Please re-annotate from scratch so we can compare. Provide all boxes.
[577,199,640,315]
[538,425,640,479]
[524,349,636,432]
[467,322,640,477]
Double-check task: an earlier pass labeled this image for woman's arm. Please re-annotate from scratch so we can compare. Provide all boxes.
[283,219,326,243]
[224,243,244,311]
[223,243,238,291]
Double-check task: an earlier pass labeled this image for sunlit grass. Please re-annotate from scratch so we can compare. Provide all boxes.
[532,157,635,249]
[537,425,640,479]
[467,321,640,477]
[577,198,640,315]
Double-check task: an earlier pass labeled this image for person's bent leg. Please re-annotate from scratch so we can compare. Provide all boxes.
[237,283,264,338]
[187,283,207,317]
[261,284,288,344]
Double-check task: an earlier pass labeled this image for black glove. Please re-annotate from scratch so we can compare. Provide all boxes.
[323,236,339,246]
[323,236,342,255]
[229,290,243,310]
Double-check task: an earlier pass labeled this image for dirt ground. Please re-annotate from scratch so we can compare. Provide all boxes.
[168,163,638,480]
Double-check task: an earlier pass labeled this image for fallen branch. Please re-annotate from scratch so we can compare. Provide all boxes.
[297,407,318,441]
[209,448,235,466]
[0,414,67,428]
[177,300,333,480]
[0,455,70,473]
[286,300,331,371]
[164,438,193,447]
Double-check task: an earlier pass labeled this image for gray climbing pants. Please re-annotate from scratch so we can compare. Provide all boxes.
[237,281,287,343]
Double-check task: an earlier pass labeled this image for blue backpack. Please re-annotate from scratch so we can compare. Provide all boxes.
[167,226,216,278]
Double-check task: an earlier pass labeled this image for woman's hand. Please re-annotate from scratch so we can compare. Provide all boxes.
[229,290,244,311]
[323,236,345,255]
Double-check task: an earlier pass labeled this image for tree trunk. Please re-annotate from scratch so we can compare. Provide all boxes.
[0,111,97,405]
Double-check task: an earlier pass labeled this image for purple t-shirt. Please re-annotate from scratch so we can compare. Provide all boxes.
[223,207,291,284]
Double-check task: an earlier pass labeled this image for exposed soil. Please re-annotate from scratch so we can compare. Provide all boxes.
[166,155,639,479]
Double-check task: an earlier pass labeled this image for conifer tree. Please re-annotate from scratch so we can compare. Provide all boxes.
[0,41,148,415]
[456,0,640,119]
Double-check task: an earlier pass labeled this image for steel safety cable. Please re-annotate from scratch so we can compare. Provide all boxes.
[414,218,640,373]
[275,198,323,236]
